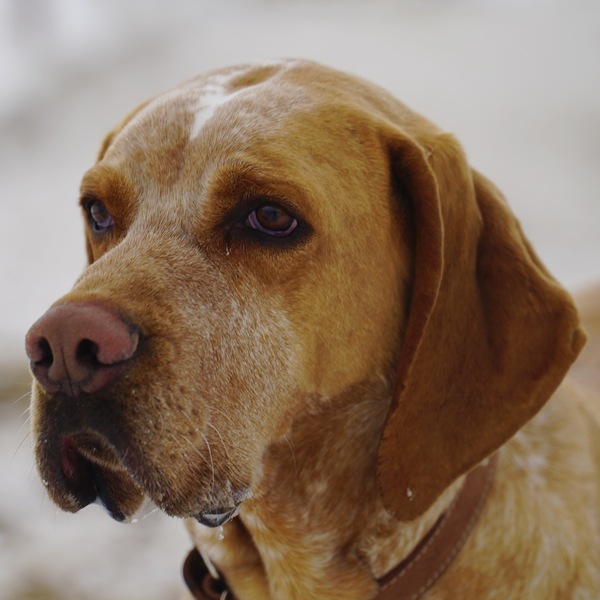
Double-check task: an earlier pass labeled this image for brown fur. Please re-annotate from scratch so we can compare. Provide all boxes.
[28,60,599,598]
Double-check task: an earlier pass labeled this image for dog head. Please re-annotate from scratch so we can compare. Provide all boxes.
[26,60,584,525]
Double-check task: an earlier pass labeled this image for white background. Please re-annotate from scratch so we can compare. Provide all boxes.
[1,1,599,598]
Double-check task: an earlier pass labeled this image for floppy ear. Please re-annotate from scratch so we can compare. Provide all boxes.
[377,129,586,521]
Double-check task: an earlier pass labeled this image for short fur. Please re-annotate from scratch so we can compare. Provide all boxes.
[27,60,599,598]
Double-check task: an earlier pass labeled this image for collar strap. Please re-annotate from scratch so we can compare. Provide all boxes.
[183,454,498,600]
[376,453,498,599]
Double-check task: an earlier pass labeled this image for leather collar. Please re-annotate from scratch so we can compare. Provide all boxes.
[183,454,498,600]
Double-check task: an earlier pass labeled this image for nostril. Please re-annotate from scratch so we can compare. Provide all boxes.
[76,339,101,368]
[37,338,54,367]
[26,331,62,393]
[28,335,54,368]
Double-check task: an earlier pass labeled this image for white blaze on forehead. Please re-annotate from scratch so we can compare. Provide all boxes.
[188,59,298,141]
[189,72,245,141]
[105,60,298,157]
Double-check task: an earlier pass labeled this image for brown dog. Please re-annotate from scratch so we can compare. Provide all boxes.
[26,60,599,599]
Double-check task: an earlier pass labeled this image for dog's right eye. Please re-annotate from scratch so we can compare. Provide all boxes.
[85,199,115,233]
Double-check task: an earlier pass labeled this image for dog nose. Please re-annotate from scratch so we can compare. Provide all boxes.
[25,302,139,397]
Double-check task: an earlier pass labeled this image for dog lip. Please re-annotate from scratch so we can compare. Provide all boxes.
[195,504,241,528]
[58,434,144,521]
[60,437,97,510]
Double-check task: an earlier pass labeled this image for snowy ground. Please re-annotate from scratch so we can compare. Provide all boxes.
[1,1,599,598]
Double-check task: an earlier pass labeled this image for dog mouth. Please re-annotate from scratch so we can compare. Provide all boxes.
[58,433,146,522]
[42,430,250,527]
[33,381,254,526]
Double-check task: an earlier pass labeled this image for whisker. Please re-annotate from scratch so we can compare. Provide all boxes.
[15,422,31,446]
[206,422,230,461]
[30,459,39,484]
[284,435,299,477]
[169,431,215,493]
[180,408,198,428]
[12,388,33,406]
[13,431,32,461]
[206,405,236,430]
[199,432,216,493]
[16,413,32,438]
[18,404,31,421]
[178,408,224,495]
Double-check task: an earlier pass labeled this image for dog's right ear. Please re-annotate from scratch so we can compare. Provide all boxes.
[376,125,585,522]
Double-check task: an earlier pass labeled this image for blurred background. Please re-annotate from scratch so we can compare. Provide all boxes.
[1,0,599,598]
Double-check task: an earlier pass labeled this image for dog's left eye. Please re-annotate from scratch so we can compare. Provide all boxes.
[85,199,115,233]
[246,204,298,237]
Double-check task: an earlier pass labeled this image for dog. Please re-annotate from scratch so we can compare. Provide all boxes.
[26,59,599,599]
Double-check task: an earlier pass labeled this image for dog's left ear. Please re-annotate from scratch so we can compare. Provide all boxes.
[377,128,586,521]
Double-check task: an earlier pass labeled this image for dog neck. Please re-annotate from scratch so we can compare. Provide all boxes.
[187,381,473,599]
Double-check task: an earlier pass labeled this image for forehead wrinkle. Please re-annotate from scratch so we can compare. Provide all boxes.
[187,60,304,142]
[101,101,200,205]
[188,79,246,141]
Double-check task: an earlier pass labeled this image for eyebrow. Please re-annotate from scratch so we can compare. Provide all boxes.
[80,165,135,202]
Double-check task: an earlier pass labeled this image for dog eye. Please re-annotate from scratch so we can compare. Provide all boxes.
[85,199,114,233]
[246,204,298,237]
